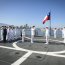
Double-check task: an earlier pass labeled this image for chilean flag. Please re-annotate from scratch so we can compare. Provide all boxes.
[43,12,50,24]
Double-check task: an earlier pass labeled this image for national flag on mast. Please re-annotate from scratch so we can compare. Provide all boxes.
[42,12,50,24]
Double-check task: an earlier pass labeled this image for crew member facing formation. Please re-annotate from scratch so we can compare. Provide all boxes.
[22,27,25,42]
[45,27,49,44]
[61,28,64,38]
[31,26,35,43]
[63,27,65,43]
[54,28,57,38]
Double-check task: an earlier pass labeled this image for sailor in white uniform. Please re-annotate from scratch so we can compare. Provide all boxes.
[0,27,1,40]
[17,27,21,38]
[7,26,9,41]
[31,26,35,43]
[22,27,25,42]
[7,26,12,41]
[0,27,3,40]
[63,27,65,43]
[54,28,57,38]
[14,27,17,39]
[1,26,3,40]
[61,28,64,38]
[45,27,49,44]
[9,27,13,40]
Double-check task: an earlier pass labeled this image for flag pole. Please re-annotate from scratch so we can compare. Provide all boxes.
[49,11,51,36]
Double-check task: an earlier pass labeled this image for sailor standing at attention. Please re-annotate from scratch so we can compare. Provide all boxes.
[54,28,57,38]
[45,27,49,44]
[63,27,65,43]
[7,26,11,41]
[0,27,3,40]
[7,26,9,41]
[3,26,7,43]
[0,27,1,40]
[31,26,35,43]
[14,27,17,39]
[22,27,25,42]
[61,28,64,38]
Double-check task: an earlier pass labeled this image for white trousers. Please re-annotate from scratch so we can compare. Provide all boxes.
[31,35,34,43]
[64,37,65,43]
[46,36,49,44]
[62,33,64,38]
[54,33,56,38]
[22,35,25,42]
[1,35,3,40]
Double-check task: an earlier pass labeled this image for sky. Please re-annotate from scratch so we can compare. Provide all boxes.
[0,0,65,28]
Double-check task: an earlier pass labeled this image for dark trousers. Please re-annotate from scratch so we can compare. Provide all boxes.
[3,35,7,42]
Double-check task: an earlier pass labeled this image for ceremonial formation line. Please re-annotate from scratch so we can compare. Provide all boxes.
[0,26,65,43]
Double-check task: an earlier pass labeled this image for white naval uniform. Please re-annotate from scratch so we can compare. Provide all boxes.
[13,29,16,40]
[0,29,1,40]
[45,28,49,44]
[54,29,57,38]
[14,28,20,39]
[7,29,12,41]
[61,29,64,38]
[63,28,65,43]
[22,29,25,42]
[31,28,35,43]
[1,29,3,40]
[0,28,3,40]
[7,28,10,41]
[17,29,21,38]
[14,28,17,39]
[10,29,14,40]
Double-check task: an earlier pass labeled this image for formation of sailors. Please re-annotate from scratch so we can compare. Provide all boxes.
[14,26,65,44]
[0,26,21,43]
[21,26,35,43]
[0,25,65,44]
[29,26,65,44]
[45,27,65,44]
[7,26,21,41]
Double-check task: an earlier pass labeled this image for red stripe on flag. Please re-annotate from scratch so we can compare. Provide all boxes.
[42,12,50,24]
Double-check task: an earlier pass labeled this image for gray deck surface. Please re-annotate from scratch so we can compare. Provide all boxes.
[0,37,65,65]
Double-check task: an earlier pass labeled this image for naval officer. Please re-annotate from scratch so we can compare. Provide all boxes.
[0,27,3,40]
[3,26,7,43]
[53,28,57,38]
[31,26,35,43]
[22,27,25,42]
[63,27,65,43]
[61,28,64,38]
[45,27,49,44]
